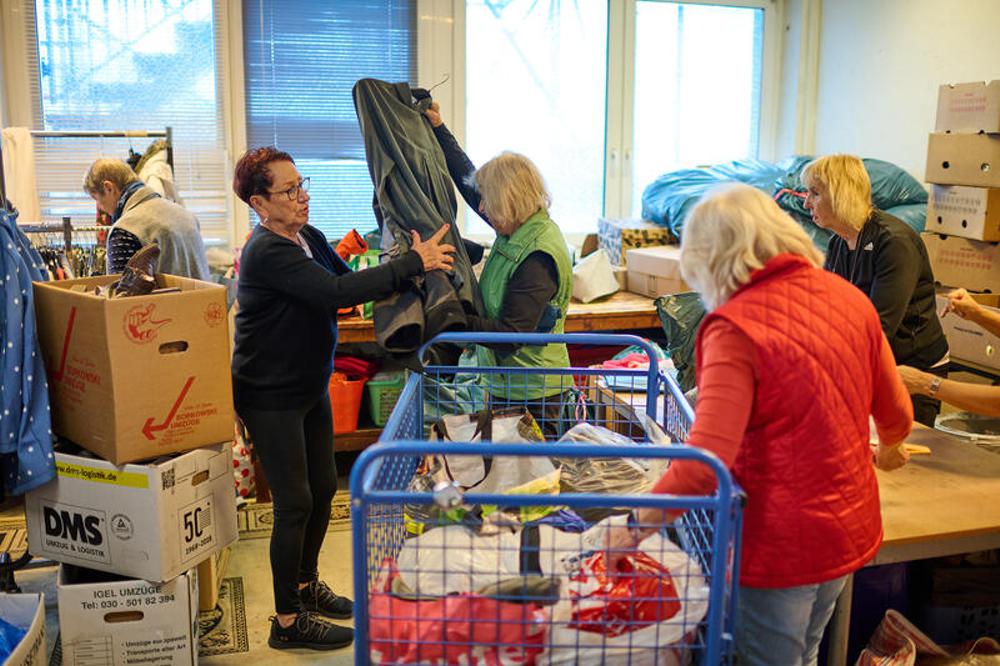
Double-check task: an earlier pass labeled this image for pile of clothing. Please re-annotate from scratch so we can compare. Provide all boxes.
[369,409,705,664]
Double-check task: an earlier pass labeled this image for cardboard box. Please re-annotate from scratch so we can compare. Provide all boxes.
[58,566,198,666]
[33,274,233,464]
[936,287,1000,308]
[25,445,238,582]
[927,185,1000,241]
[0,593,46,666]
[922,232,1000,293]
[936,295,1000,370]
[597,218,674,266]
[935,80,1000,134]
[625,245,689,298]
[926,133,1000,188]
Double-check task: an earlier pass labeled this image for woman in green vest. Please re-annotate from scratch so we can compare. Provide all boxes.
[424,102,572,438]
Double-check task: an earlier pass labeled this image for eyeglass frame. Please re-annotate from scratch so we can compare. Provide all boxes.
[266,177,310,201]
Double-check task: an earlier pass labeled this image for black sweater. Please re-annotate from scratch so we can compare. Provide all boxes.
[233,224,423,409]
[824,209,948,369]
[431,123,559,345]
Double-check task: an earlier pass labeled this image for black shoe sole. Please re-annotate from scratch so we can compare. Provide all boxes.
[268,636,353,651]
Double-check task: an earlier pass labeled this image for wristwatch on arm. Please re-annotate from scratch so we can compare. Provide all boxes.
[928,375,942,397]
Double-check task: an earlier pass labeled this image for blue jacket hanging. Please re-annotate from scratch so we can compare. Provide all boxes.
[0,209,55,495]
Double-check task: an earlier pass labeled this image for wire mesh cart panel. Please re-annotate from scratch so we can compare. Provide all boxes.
[351,333,743,665]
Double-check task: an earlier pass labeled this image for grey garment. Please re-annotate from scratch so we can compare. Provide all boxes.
[352,78,484,351]
[111,185,210,280]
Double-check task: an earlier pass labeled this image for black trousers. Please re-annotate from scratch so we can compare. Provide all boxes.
[239,391,337,614]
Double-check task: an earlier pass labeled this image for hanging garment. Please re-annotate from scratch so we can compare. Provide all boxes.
[0,210,56,496]
[352,78,484,353]
[0,128,42,223]
[134,139,184,205]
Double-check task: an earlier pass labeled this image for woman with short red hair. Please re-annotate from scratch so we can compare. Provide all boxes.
[231,146,454,651]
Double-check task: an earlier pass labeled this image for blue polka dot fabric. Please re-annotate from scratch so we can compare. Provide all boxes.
[0,208,56,496]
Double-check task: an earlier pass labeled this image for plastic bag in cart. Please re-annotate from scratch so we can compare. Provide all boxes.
[368,559,548,665]
[394,517,709,657]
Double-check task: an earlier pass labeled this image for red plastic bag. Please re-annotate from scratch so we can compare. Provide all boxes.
[568,550,682,638]
[368,560,547,665]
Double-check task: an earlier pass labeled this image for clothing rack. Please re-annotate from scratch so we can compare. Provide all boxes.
[19,217,103,254]
[0,126,174,210]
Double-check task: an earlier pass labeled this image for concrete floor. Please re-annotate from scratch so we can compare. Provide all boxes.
[14,528,357,665]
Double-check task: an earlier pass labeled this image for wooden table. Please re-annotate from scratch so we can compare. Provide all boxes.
[826,424,1000,664]
[336,290,660,344]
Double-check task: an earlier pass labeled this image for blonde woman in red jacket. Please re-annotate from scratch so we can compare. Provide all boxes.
[609,183,913,666]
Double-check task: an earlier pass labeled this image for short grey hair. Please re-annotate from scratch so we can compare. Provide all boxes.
[680,183,823,310]
[83,158,139,194]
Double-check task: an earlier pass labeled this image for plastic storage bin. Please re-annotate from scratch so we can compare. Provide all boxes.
[330,373,366,434]
[364,371,405,427]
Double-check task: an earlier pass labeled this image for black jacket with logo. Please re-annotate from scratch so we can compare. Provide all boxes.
[824,209,948,369]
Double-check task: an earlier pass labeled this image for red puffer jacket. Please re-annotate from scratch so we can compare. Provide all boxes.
[699,254,896,588]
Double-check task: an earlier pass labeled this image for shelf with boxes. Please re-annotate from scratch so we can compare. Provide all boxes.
[924,80,1000,374]
[19,272,240,666]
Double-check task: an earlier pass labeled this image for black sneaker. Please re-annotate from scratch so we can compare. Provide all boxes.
[268,611,353,651]
[299,580,354,619]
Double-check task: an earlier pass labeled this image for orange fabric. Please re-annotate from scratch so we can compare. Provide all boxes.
[335,229,368,261]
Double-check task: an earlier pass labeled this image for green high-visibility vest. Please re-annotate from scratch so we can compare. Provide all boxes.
[477,209,572,400]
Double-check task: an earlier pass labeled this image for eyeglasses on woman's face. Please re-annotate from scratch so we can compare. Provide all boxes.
[268,177,310,201]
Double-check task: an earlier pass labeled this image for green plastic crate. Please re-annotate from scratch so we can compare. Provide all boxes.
[365,372,406,427]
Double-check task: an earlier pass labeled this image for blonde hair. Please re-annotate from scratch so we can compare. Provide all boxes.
[801,154,873,230]
[680,183,823,310]
[474,152,551,231]
[83,158,139,194]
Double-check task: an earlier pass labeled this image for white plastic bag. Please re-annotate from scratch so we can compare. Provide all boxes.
[572,250,620,303]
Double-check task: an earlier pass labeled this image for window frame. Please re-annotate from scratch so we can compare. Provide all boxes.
[2,0,781,244]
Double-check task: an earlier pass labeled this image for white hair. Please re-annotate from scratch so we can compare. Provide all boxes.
[680,183,823,310]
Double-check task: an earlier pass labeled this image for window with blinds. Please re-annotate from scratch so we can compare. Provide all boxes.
[242,0,415,241]
[26,0,230,242]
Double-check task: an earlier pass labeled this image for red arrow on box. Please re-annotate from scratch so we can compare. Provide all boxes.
[142,376,195,441]
[49,306,77,383]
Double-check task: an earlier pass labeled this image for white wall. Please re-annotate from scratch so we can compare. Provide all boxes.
[812,0,1000,180]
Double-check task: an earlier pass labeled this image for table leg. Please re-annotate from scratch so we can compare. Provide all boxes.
[826,573,854,666]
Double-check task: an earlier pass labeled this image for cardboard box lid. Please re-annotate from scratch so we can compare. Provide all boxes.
[625,245,684,278]
[0,593,46,666]
[936,80,1000,133]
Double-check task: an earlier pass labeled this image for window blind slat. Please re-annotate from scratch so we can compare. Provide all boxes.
[25,0,230,243]
[242,0,415,240]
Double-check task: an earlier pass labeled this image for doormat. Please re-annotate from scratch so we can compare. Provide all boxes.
[0,515,27,558]
[198,576,250,656]
[237,494,351,539]
[49,577,249,665]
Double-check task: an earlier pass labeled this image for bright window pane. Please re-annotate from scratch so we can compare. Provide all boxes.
[465,1,607,235]
[632,1,763,215]
[32,0,227,238]
[242,0,414,241]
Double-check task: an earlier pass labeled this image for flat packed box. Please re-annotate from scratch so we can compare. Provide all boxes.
[935,80,1000,134]
[0,593,46,666]
[936,287,1000,309]
[936,295,1000,371]
[926,133,1000,188]
[927,185,1000,241]
[625,245,689,298]
[58,566,198,666]
[25,445,238,581]
[921,232,1000,293]
[597,218,674,266]
[33,274,233,464]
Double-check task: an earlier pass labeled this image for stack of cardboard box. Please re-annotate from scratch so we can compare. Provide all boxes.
[24,274,239,665]
[922,81,1000,371]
